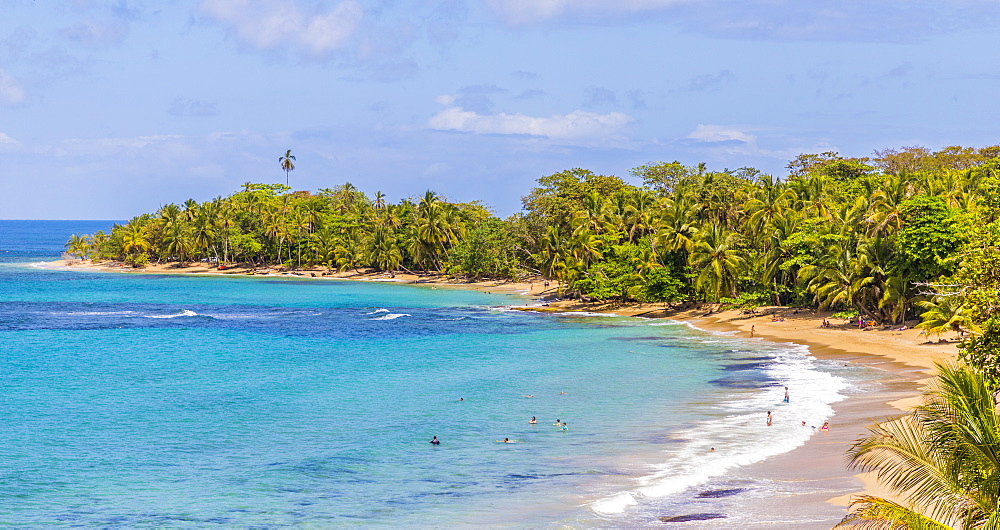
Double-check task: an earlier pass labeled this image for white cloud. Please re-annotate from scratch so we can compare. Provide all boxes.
[427,106,634,144]
[0,69,26,106]
[686,124,755,144]
[199,0,364,57]
[486,0,690,24]
[0,132,20,149]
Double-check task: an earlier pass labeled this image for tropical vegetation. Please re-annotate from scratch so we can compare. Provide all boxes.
[64,145,1000,325]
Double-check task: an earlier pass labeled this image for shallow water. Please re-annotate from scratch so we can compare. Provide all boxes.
[0,221,872,526]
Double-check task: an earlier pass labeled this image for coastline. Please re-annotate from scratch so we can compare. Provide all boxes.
[41,259,957,521]
[686,308,956,521]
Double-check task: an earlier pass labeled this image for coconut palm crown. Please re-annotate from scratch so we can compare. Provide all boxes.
[279,149,296,186]
[837,363,1000,529]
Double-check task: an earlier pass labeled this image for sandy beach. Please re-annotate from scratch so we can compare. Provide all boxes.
[42,258,958,522]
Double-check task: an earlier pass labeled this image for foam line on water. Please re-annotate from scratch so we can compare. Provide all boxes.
[589,342,848,516]
[370,313,410,321]
[364,308,390,315]
[145,309,199,319]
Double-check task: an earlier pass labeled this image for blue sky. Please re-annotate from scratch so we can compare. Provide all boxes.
[2,0,999,219]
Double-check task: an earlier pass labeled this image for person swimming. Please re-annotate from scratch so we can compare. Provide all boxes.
[821,421,829,431]
[529,416,537,424]
[553,419,562,426]
[498,438,515,443]
[430,436,440,445]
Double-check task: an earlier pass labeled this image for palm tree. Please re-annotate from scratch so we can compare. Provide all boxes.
[119,220,150,263]
[65,233,92,260]
[689,222,746,301]
[837,363,1000,529]
[915,296,982,340]
[279,149,296,186]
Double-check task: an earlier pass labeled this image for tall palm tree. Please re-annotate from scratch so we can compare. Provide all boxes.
[689,222,746,301]
[837,363,1000,529]
[279,149,296,186]
[119,220,150,262]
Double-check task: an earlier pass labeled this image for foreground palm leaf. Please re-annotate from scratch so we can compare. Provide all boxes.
[837,363,1000,528]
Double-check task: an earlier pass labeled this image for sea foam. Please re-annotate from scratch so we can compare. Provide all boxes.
[370,313,410,321]
[145,309,199,319]
[588,342,847,516]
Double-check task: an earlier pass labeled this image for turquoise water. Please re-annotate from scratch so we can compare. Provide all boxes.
[0,221,862,526]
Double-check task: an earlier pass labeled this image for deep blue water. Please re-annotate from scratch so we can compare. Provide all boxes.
[0,221,860,526]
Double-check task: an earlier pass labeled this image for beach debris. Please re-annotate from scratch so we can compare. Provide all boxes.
[696,488,747,498]
[658,513,726,522]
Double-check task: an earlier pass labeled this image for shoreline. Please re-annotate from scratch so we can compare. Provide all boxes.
[41,259,957,521]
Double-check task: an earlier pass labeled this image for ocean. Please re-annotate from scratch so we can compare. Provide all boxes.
[0,220,874,526]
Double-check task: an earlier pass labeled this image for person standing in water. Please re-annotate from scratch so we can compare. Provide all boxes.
[430,436,440,445]
[766,411,773,426]
[750,325,755,337]
[529,416,537,424]
[783,386,789,403]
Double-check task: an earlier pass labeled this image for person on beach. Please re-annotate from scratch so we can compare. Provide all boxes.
[529,416,537,424]
[821,421,829,431]
[750,325,755,337]
[766,411,773,426]
[783,386,789,403]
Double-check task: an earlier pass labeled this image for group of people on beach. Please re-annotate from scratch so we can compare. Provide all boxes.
[763,387,830,431]
[429,393,570,446]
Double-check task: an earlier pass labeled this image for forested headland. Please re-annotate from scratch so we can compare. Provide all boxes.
[67,145,1000,359]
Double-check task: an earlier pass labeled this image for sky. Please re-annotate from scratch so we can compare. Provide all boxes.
[1,1,999,220]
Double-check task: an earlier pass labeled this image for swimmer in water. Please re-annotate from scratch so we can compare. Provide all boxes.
[529,416,537,424]
[522,395,534,398]
[560,422,568,431]
[559,391,567,395]
[430,436,440,445]
[766,411,773,426]
[821,421,829,431]
[458,397,464,401]
[553,419,562,426]
[498,438,515,443]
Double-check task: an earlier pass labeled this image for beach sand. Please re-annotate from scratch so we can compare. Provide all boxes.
[42,259,958,522]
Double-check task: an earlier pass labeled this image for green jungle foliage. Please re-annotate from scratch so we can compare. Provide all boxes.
[66,145,999,327]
